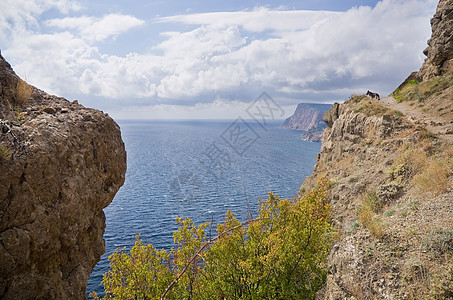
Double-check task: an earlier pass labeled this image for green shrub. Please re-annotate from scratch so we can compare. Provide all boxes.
[92,180,335,300]
[394,72,452,103]
[408,200,419,211]
[387,149,428,184]
[348,221,360,233]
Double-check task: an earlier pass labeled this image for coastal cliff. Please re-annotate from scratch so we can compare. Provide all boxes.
[282,103,331,130]
[300,1,453,298]
[0,55,127,299]
[282,103,332,142]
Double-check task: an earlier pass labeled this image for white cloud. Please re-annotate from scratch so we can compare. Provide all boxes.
[0,0,81,44]
[0,0,438,118]
[46,14,145,41]
[149,0,435,101]
[156,7,340,32]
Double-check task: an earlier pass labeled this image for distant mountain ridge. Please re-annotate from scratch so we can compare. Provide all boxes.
[281,103,332,131]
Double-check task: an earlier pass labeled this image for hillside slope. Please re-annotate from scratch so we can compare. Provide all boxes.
[299,0,453,298]
[302,94,452,299]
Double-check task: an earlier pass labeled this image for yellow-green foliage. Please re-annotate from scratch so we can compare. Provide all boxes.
[387,147,450,196]
[387,149,428,184]
[357,191,385,238]
[91,179,334,300]
[0,143,11,162]
[393,72,453,103]
[393,80,420,102]
[16,79,33,105]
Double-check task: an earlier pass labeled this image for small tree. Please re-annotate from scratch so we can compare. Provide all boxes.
[91,179,334,300]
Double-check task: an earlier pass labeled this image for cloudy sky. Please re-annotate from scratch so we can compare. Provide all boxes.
[1,0,437,119]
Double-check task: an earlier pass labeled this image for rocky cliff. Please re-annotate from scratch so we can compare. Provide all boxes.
[298,1,453,298]
[282,103,332,142]
[418,0,453,81]
[0,55,127,299]
[282,103,332,131]
[303,97,452,299]
[300,126,325,142]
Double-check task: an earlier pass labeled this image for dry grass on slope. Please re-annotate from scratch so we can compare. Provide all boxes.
[299,93,453,299]
[393,71,453,124]
[15,78,33,105]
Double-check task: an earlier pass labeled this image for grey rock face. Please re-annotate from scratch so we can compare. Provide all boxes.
[0,54,126,299]
[418,0,453,81]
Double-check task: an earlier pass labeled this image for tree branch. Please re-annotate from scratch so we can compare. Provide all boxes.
[160,217,269,299]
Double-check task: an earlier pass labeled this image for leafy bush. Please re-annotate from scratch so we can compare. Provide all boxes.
[384,209,395,217]
[393,88,403,102]
[393,110,403,117]
[376,183,403,204]
[92,179,334,300]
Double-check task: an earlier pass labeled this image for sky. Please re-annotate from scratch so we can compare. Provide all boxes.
[0,0,438,119]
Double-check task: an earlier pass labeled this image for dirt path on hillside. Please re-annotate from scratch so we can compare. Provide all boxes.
[378,96,453,144]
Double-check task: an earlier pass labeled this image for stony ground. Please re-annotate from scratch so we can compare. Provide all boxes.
[380,96,453,143]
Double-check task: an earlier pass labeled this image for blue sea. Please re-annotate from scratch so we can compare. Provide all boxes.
[86,119,321,297]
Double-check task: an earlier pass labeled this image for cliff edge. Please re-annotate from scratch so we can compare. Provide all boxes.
[282,103,332,131]
[282,103,332,142]
[299,1,453,298]
[0,55,127,299]
[303,95,452,299]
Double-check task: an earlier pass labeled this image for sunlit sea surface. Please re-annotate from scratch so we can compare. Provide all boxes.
[87,119,321,297]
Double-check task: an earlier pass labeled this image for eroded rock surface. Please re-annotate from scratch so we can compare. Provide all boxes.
[0,54,126,299]
[418,0,453,80]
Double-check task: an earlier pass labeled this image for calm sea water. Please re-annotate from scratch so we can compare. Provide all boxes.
[86,119,321,297]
